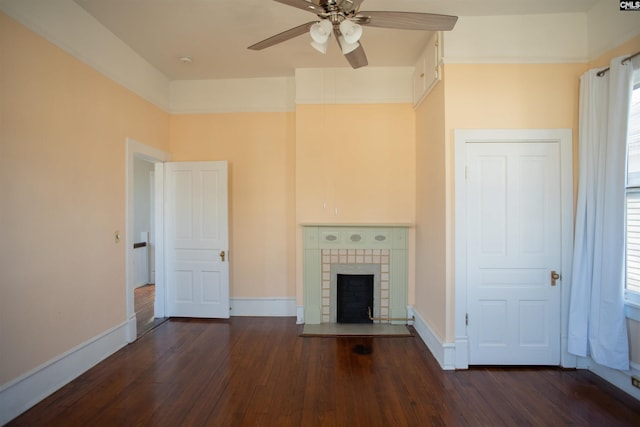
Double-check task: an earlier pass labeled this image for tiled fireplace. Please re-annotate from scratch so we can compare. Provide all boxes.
[302,225,409,325]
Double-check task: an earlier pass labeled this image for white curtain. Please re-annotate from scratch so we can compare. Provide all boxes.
[568,55,634,371]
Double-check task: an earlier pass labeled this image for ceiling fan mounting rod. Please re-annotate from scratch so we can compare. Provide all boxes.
[328,11,345,26]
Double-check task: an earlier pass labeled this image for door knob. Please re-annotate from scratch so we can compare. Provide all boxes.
[220,250,225,262]
[551,270,561,286]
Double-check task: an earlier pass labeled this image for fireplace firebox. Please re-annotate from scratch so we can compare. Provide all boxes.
[337,274,374,323]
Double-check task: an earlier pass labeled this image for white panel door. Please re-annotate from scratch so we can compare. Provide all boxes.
[165,161,229,318]
[466,142,561,365]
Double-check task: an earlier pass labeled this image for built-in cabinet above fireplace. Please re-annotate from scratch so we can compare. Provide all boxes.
[302,224,410,325]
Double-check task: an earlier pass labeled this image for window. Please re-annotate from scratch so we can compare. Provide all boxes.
[625,65,640,304]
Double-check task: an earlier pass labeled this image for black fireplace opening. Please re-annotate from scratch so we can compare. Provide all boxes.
[337,274,374,324]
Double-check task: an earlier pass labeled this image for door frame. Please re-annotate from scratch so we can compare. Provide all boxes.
[453,129,575,369]
[125,138,170,342]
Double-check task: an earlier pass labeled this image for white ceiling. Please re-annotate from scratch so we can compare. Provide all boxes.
[73,0,599,80]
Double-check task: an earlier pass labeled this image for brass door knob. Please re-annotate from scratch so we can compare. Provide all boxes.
[550,271,561,286]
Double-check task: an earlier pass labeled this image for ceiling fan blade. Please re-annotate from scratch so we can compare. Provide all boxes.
[354,11,458,31]
[333,28,367,69]
[273,0,327,15]
[248,21,315,50]
[344,43,368,69]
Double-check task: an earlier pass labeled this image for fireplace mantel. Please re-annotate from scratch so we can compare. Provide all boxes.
[300,223,413,228]
[302,224,410,325]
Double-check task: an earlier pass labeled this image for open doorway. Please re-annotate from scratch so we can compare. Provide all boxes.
[126,138,170,342]
[132,157,165,337]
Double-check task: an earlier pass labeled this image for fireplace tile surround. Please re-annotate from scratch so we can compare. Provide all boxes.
[327,254,385,323]
[302,225,409,325]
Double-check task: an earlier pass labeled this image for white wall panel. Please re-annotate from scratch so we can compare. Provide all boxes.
[295,67,413,104]
[169,77,296,113]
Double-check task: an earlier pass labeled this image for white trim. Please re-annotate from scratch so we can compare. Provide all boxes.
[153,163,166,319]
[453,132,470,367]
[126,312,137,344]
[296,305,305,324]
[412,308,456,370]
[453,129,574,368]
[442,57,589,65]
[230,297,297,317]
[126,138,170,342]
[624,300,640,322]
[0,322,128,426]
[455,335,469,370]
[576,355,590,369]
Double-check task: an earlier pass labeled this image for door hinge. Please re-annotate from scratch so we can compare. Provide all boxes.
[465,166,469,181]
[465,313,469,326]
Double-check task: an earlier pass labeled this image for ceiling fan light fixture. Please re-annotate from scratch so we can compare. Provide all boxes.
[339,20,362,44]
[339,36,360,55]
[310,39,329,54]
[310,19,332,43]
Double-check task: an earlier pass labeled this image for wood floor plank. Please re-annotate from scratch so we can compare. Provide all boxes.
[7,317,640,426]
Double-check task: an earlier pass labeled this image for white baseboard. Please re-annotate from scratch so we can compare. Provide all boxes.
[454,335,469,369]
[587,359,640,401]
[126,312,137,343]
[0,322,128,426]
[296,305,304,324]
[406,305,415,326]
[411,307,456,370]
[229,297,296,317]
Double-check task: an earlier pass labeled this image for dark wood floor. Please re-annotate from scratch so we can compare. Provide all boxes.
[135,284,166,337]
[8,317,640,426]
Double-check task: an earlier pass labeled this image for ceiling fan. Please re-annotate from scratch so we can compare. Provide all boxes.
[248,0,458,69]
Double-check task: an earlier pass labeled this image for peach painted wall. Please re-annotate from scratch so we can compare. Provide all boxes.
[444,63,584,130]
[440,62,585,341]
[295,104,416,305]
[168,113,296,299]
[414,79,448,341]
[0,13,169,383]
[295,104,416,223]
